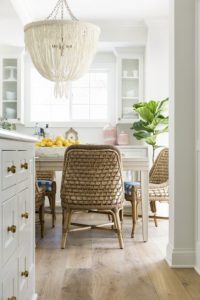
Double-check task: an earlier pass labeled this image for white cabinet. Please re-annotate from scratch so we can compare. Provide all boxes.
[0,46,24,124]
[0,129,37,300]
[117,54,144,123]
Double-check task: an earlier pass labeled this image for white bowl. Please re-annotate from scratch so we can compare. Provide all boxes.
[6,91,16,100]
[6,107,16,119]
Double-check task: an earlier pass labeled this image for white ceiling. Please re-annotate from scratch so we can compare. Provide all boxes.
[10,0,169,25]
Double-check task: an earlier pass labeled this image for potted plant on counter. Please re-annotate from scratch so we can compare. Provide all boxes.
[131,98,169,164]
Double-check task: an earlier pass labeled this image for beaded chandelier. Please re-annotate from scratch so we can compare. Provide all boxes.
[24,0,100,97]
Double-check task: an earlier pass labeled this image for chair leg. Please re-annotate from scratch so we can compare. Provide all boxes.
[51,194,56,228]
[136,201,139,220]
[48,195,56,228]
[131,198,136,238]
[114,209,124,249]
[39,203,45,238]
[61,209,72,249]
[150,201,158,227]
[119,208,123,230]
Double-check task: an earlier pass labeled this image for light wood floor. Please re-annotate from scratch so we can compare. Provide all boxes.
[36,212,200,300]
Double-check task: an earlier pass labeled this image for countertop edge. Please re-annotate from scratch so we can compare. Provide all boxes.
[0,129,38,143]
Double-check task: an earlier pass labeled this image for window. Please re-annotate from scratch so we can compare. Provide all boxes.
[29,66,109,124]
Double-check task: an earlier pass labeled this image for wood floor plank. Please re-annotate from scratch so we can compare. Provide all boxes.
[174,269,200,299]
[35,213,200,300]
[138,242,192,300]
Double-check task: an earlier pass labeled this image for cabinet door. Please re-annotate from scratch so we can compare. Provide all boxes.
[19,238,34,300]
[1,258,18,300]
[117,54,144,123]
[1,150,17,190]
[2,195,18,265]
[18,187,31,246]
[1,49,24,124]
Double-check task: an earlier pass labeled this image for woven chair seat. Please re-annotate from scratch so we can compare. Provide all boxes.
[124,181,169,202]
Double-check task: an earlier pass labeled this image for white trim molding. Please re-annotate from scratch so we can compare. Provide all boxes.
[166,243,195,268]
[195,242,200,274]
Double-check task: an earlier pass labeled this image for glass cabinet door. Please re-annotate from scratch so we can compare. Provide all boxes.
[118,54,143,123]
[2,58,18,120]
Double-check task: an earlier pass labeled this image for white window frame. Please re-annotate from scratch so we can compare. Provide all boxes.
[24,54,116,128]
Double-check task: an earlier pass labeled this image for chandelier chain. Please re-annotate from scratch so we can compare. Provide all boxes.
[46,0,78,21]
[63,0,78,21]
[46,0,62,19]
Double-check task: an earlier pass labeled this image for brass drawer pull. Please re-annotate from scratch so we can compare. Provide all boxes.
[21,270,29,277]
[7,165,16,174]
[7,225,16,233]
[21,212,29,219]
[21,162,28,170]
[7,297,17,300]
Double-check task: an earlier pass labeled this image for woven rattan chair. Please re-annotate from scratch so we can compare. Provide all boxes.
[35,182,45,238]
[60,145,124,249]
[37,171,56,227]
[124,147,169,238]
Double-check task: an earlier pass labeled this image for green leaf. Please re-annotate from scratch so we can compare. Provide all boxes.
[155,126,168,135]
[133,102,145,110]
[131,120,153,132]
[133,131,151,140]
[146,101,159,114]
[145,136,157,146]
[157,98,169,114]
[134,107,154,122]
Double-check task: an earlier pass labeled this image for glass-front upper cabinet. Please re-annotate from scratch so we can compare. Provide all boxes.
[0,46,24,123]
[117,54,144,123]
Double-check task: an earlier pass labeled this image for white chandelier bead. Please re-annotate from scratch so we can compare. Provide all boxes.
[24,19,100,97]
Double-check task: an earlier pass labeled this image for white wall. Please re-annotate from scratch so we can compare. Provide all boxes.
[145,18,169,160]
[145,19,169,100]
[196,0,200,274]
[166,0,196,268]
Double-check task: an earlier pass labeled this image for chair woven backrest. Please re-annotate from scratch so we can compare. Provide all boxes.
[36,171,55,181]
[61,145,124,210]
[149,148,169,184]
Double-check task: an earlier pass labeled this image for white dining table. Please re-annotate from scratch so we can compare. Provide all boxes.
[35,145,149,241]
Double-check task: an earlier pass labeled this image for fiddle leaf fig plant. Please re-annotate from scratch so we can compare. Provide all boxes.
[131,98,169,163]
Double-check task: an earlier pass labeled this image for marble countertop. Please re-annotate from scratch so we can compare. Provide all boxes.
[0,129,38,143]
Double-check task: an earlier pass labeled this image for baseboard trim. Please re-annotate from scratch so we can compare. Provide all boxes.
[194,266,200,274]
[166,243,195,268]
[195,241,200,274]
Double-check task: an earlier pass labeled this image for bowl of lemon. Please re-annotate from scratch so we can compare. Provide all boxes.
[35,135,81,158]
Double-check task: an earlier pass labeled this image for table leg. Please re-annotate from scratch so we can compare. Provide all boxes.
[141,170,149,242]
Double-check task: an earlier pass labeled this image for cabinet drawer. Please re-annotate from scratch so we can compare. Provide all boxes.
[2,257,18,300]
[18,187,32,246]
[1,150,17,190]
[2,196,18,265]
[18,151,29,183]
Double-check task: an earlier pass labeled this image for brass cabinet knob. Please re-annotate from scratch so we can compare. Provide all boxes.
[21,212,29,219]
[21,162,28,170]
[21,270,29,277]
[7,165,16,174]
[7,225,17,233]
[7,297,17,300]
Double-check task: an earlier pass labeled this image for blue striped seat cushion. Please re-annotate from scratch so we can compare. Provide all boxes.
[124,181,140,196]
[37,180,52,192]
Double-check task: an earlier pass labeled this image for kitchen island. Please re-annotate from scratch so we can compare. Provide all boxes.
[0,129,37,300]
